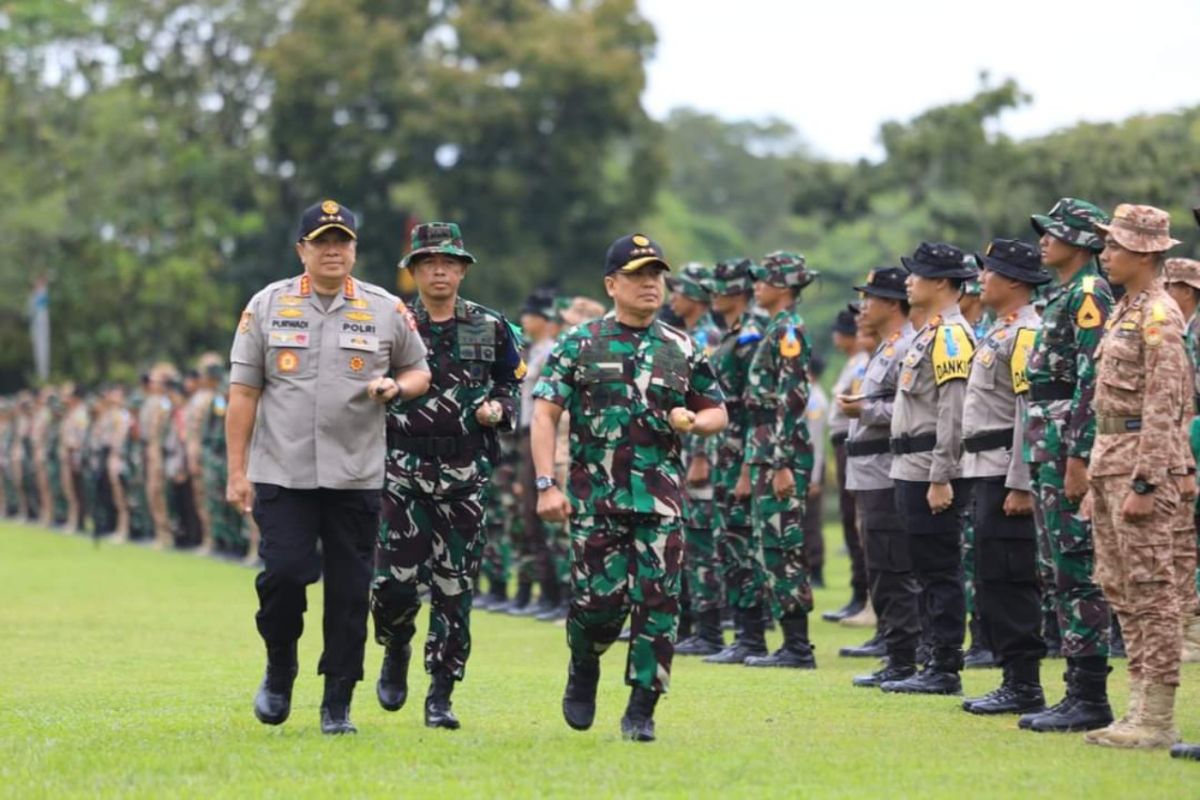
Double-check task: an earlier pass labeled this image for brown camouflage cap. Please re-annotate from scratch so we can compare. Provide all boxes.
[1030,197,1108,253]
[1094,204,1180,254]
[1165,258,1200,291]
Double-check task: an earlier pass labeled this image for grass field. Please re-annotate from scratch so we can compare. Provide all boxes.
[1,522,1197,799]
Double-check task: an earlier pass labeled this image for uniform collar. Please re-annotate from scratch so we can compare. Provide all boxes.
[598,311,661,339]
[297,274,357,314]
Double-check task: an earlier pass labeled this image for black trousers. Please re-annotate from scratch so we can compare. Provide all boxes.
[253,484,380,682]
[835,442,867,596]
[895,478,971,663]
[971,477,1045,666]
[859,487,921,661]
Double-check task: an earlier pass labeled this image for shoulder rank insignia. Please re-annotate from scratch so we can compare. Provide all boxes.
[238,310,252,334]
[932,324,973,385]
[780,325,802,358]
[1012,328,1036,394]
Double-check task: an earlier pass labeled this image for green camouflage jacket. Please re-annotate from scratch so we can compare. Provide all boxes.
[744,307,812,470]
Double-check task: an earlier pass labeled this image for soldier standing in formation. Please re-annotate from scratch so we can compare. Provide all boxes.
[882,242,977,695]
[371,222,523,730]
[959,239,1049,715]
[228,200,430,735]
[532,233,726,742]
[1085,205,1192,750]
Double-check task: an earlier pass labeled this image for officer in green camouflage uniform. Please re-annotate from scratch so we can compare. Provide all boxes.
[201,365,245,554]
[1018,198,1117,733]
[703,258,769,662]
[667,264,725,654]
[46,393,67,525]
[124,390,152,540]
[740,252,819,669]
[371,222,523,731]
[532,233,726,742]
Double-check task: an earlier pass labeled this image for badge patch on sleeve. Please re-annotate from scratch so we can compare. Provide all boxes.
[238,310,252,334]
[1011,328,1036,394]
[780,325,802,359]
[932,324,973,385]
[1076,294,1102,329]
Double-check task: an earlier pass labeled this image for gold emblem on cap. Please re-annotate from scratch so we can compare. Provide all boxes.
[986,242,994,257]
[866,270,876,284]
[321,200,340,215]
[632,235,650,247]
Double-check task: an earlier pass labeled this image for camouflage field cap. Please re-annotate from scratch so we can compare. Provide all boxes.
[977,238,1053,286]
[668,262,712,302]
[711,257,755,295]
[1094,204,1180,254]
[400,221,476,268]
[1165,258,1200,291]
[901,242,977,280]
[751,251,817,289]
[1030,198,1108,253]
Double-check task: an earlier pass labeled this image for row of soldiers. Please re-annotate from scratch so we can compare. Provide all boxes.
[0,360,257,560]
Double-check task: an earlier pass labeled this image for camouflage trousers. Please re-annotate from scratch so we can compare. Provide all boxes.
[371,484,486,681]
[683,488,722,614]
[1031,461,1111,658]
[713,458,763,610]
[748,464,813,620]
[480,481,512,587]
[1172,501,1200,618]
[567,513,682,693]
[961,501,976,617]
[1091,475,1192,685]
[202,450,244,550]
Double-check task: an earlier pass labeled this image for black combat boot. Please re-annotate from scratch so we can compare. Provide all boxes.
[1172,743,1200,761]
[963,617,997,668]
[881,647,962,695]
[535,580,568,621]
[376,643,411,712]
[480,578,507,610]
[963,660,1045,715]
[319,676,358,735]
[839,630,887,658]
[810,564,825,590]
[499,580,533,614]
[676,608,725,656]
[620,687,660,742]
[424,669,461,730]
[744,613,816,669]
[821,591,865,623]
[1042,608,1062,659]
[1021,658,1112,732]
[561,657,600,731]
[253,642,297,726]
[853,651,918,688]
[704,608,768,664]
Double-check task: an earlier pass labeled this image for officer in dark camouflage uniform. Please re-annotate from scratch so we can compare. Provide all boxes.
[371,222,524,731]
[1017,198,1118,733]
[703,258,770,663]
[532,233,726,742]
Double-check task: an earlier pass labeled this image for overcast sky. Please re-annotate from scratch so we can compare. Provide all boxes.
[639,0,1200,161]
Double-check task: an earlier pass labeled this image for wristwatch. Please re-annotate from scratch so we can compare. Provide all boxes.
[1132,479,1156,496]
[535,476,558,492]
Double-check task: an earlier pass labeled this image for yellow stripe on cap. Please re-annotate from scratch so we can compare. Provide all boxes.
[618,256,671,273]
[303,223,357,241]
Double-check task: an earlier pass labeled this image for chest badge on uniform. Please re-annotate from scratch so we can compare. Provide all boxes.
[979,349,995,367]
[279,296,304,307]
[347,298,369,309]
[345,311,374,322]
[277,308,304,319]
[276,350,300,373]
[348,356,365,372]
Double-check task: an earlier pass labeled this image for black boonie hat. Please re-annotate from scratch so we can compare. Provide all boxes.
[901,242,976,280]
[298,199,357,242]
[977,238,1052,286]
[854,266,909,300]
[521,286,558,318]
[605,233,671,276]
[833,308,858,336]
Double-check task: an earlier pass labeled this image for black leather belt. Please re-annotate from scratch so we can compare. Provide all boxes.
[831,431,849,447]
[389,432,484,458]
[847,437,891,457]
[889,434,937,455]
[1029,383,1073,402]
[963,429,1014,453]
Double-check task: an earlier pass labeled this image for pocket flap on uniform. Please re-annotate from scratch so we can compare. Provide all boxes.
[339,333,379,352]
[268,331,311,348]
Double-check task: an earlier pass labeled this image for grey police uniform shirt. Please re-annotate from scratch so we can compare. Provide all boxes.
[807,383,829,488]
[890,305,976,484]
[229,274,429,490]
[961,304,1039,491]
[846,323,916,492]
[827,351,868,437]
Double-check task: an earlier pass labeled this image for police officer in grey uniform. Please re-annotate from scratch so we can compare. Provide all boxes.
[227,200,431,735]
[880,242,978,696]
[959,238,1050,716]
[840,267,921,687]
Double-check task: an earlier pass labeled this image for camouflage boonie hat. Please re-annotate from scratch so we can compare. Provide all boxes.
[1165,258,1200,291]
[711,257,755,295]
[751,251,817,289]
[400,221,476,268]
[961,254,982,294]
[1095,204,1180,254]
[668,262,712,303]
[1031,197,1108,253]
